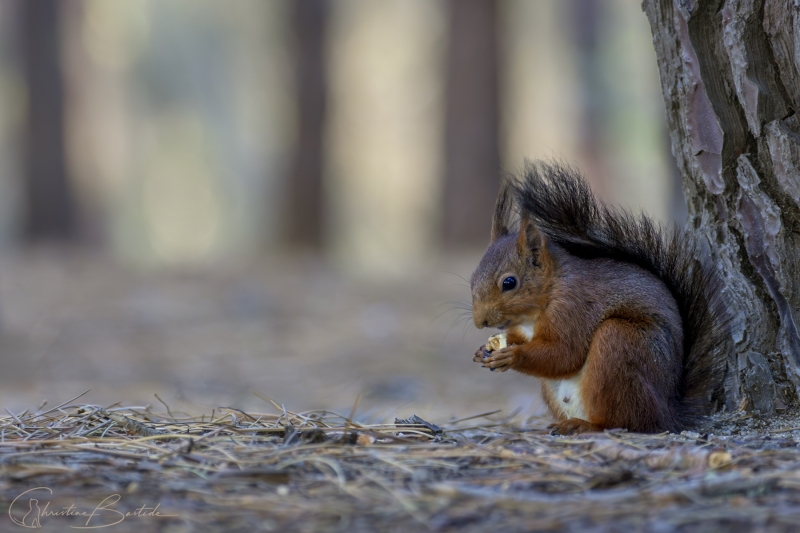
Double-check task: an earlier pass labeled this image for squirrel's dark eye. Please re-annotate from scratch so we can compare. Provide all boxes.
[502,276,517,292]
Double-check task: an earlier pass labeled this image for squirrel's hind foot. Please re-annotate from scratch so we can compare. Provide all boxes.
[548,418,602,435]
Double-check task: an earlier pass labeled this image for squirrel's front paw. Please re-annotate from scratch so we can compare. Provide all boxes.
[473,344,490,363]
[479,346,516,372]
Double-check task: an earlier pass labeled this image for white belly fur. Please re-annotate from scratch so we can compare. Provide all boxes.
[507,322,535,344]
[544,371,587,420]
[512,323,534,342]
[509,322,588,420]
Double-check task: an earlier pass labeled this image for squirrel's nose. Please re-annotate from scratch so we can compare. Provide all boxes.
[473,306,491,329]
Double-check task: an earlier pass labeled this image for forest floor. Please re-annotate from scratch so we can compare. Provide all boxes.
[0,250,799,532]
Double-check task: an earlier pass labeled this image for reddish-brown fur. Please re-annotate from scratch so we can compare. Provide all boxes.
[473,233,682,433]
[469,166,725,435]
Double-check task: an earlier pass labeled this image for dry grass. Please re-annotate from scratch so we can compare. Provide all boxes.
[1,394,800,532]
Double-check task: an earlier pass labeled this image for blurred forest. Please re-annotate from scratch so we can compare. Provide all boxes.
[0,0,679,418]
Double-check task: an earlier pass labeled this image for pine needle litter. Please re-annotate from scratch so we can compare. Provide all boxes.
[1,398,800,532]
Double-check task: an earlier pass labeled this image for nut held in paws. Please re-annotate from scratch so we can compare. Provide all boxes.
[486,333,507,352]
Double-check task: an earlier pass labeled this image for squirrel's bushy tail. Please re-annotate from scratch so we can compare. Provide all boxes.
[513,161,730,428]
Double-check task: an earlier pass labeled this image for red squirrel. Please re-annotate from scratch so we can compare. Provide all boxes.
[471,162,729,434]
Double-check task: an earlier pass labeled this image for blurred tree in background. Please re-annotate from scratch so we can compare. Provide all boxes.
[570,0,609,194]
[284,0,328,250]
[20,0,76,242]
[0,0,675,267]
[442,0,500,247]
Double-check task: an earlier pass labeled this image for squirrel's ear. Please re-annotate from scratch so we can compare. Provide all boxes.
[490,179,513,243]
[517,213,544,258]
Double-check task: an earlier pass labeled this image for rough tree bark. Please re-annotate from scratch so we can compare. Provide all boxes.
[643,0,800,414]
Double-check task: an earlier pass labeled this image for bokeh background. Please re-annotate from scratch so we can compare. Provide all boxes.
[0,0,680,423]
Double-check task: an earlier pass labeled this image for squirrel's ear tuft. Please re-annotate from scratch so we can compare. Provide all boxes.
[517,213,544,258]
[490,179,514,243]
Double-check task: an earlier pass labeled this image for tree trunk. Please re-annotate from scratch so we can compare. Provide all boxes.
[285,0,328,250]
[21,0,76,242]
[442,0,501,247]
[643,0,800,414]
